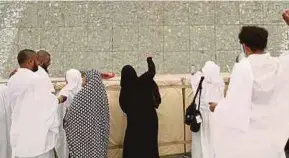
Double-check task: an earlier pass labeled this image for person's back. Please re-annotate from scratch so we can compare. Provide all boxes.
[120,56,160,158]
[0,84,12,158]
[240,53,289,157]
[8,68,39,111]
[7,49,60,158]
[211,26,289,158]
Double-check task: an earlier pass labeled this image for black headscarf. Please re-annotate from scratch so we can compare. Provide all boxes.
[120,65,138,88]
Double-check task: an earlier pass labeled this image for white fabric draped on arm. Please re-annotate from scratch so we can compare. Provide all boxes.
[214,59,253,132]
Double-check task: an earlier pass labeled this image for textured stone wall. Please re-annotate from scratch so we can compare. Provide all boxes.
[0,1,289,78]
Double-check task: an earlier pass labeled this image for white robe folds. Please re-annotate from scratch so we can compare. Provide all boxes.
[190,61,225,158]
[35,66,55,93]
[7,68,60,158]
[55,69,82,158]
[214,53,289,158]
[0,84,12,158]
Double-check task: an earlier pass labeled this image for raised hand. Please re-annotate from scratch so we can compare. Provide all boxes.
[282,9,289,26]
[146,53,153,58]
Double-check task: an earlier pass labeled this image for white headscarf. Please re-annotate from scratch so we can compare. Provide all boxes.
[202,61,224,87]
[56,69,82,158]
[190,61,225,109]
[59,69,82,98]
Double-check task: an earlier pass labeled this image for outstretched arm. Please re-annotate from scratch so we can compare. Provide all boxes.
[146,57,156,77]
[139,55,156,80]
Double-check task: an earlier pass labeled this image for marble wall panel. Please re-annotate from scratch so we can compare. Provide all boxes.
[87,1,113,26]
[1,1,289,78]
[139,26,164,52]
[40,27,64,52]
[112,52,138,75]
[87,25,113,52]
[62,26,88,52]
[190,25,215,51]
[163,2,189,26]
[216,50,239,72]
[113,25,138,52]
[37,2,65,28]
[163,51,190,74]
[112,2,138,26]
[137,1,163,26]
[240,1,264,25]
[264,25,289,51]
[264,2,289,24]
[215,2,240,25]
[62,2,88,27]
[164,26,190,52]
[190,51,216,71]
[18,27,40,51]
[216,25,240,51]
[189,1,215,25]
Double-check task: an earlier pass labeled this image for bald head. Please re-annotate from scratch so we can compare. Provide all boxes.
[37,50,51,72]
[17,49,38,72]
[37,50,50,57]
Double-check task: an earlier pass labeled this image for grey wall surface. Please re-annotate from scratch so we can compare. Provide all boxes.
[0,1,289,78]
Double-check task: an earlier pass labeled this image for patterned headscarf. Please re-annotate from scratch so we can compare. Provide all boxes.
[64,69,110,158]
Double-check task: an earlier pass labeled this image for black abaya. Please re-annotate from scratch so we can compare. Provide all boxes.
[119,57,160,158]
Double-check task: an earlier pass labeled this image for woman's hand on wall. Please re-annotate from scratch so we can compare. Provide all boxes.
[101,72,115,79]
[282,9,289,26]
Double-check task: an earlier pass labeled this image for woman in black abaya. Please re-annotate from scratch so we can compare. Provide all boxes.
[119,56,161,158]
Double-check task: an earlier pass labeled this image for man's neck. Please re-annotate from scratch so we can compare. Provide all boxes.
[19,66,32,72]
[247,50,264,56]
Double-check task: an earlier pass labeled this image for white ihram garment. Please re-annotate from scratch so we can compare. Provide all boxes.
[35,66,55,93]
[7,68,60,158]
[0,84,12,158]
[214,53,289,158]
[191,61,225,158]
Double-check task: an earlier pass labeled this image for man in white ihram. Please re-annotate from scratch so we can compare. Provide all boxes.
[0,83,12,158]
[7,49,60,158]
[35,50,55,93]
[209,11,289,158]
